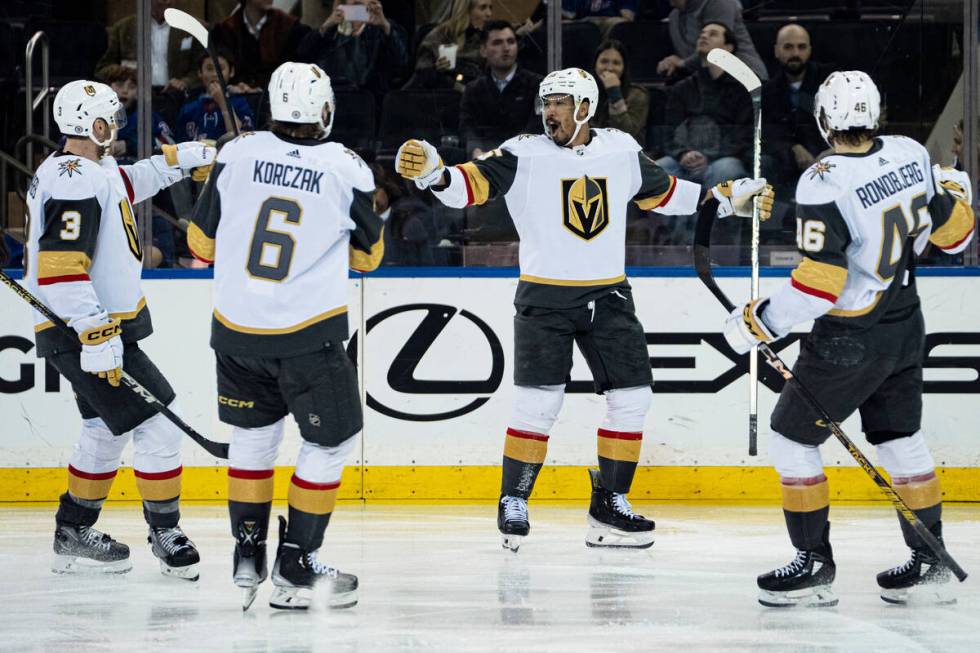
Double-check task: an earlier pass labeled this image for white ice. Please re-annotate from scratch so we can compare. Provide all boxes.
[0,502,978,652]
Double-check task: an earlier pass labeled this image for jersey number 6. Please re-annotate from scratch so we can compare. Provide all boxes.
[246,197,302,282]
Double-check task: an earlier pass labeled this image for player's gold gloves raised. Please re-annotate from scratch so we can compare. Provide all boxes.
[932,164,973,204]
[712,178,774,221]
[395,139,445,189]
[163,142,218,182]
[70,313,124,387]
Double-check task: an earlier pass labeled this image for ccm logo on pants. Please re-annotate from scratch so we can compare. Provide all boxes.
[219,396,254,408]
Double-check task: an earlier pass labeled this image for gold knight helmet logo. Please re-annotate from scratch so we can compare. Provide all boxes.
[561,175,609,240]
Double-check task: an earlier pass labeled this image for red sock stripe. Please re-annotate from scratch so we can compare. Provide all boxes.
[38,273,91,285]
[134,466,182,480]
[290,475,341,491]
[781,474,828,486]
[597,428,642,441]
[505,427,549,442]
[228,468,275,480]
[68,465,117,481]
[893,471,937,484]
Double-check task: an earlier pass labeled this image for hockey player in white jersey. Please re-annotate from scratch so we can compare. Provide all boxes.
[723,71,975,607]
[190,62,382,611]
[397,68,773,551]
[24,80,216,578]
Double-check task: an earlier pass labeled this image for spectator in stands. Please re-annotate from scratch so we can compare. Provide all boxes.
[656,23,751,186]
[102,65,175,161]
[591,39,649,146]
[211,0,312,91]
[459,21,542,157]
[96,0,200,94]
[657,0,766,82]
[373,163,436,266]
[761,24,832,193]
[175,51,256,142]
[298,0,409,101]
[411,0,494,90]
[562,0,636,39]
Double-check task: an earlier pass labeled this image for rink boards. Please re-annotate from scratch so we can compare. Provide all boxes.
[1,268,979,502]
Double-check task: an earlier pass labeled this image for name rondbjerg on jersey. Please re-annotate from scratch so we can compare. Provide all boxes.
[252,160,324,193]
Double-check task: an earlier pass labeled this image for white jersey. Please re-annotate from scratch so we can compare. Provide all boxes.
[189,131,383,357]
[432,128,701,307]
[764,135,976,333]
[24,150,183,356]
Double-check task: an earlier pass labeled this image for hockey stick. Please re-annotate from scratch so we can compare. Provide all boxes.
[707,48,761,456]
[164,8,240,137]
[0,270,229,459]
[693,206,968,582]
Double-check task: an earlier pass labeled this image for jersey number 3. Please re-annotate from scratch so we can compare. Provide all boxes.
[247,197,302,282]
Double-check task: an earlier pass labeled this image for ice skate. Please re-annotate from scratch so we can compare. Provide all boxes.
[758,545,837,608]
[51,524,132,574]
[498,496,530,552]
[878,547,955,605]
[148,525,200,581]
[269,517,358,610]
[233,518,268,611]
[585,469,654,549]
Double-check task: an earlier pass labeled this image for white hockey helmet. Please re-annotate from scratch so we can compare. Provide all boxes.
[814,70,881,145]
[269,62,335,139]
[539,68,599,146]
[53,80,127,148]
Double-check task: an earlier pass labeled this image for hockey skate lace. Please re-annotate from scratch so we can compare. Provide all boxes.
[502,496,528,522]
[612,493,636,518]
[887,550,919,576]
[304,552,340,578]
[80,526,112,553]
[774,550,809,578]
[155,527,189,553]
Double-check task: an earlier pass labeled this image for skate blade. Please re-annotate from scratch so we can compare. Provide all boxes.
[159,560,199,581]
[501,533,524,552]
[880,585,957,606]
[241,586,259,612]
[758,586,838,608]
[269,585,313,610]
[327,589,358,610]
[585,521,655,549]
[51,554,132,575]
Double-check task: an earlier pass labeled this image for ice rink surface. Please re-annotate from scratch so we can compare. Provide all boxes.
[0,502,977,653]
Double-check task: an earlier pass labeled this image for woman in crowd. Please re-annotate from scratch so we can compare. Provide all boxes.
[410,0,493,90]
[591,39,649,146]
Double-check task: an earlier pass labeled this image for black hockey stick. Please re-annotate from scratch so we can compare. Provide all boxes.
[164,8,240,137]
[0,270,229,459]
[693,204,968,583]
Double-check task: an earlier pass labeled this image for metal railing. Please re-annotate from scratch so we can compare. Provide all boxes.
[24,31,52,171]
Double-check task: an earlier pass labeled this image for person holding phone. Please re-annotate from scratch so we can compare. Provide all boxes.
[409,0,493,90]
[298,0,409,101]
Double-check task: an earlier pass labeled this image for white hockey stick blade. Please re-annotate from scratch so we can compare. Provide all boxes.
[164,8,209,48]
[707,48,760,93]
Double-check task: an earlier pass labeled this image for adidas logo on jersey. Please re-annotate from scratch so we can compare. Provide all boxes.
[286,149,301,159]
[878,157,889,166]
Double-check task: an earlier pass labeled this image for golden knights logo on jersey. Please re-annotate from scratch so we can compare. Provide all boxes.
[561,175,609,241]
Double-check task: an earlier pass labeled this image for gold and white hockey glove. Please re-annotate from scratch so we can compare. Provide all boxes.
[932,164,973,205]
[395,139,445,189]
[70,312,124,387]
[712,178,774,221]
[163,142,218,182]
[724,299,777,355]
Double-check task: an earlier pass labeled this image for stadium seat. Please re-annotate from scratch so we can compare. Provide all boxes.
[378,90,461,153]
[519,21,601,75]
[608,21,673,83]
[332,90,376,151]
[644,85,669,158]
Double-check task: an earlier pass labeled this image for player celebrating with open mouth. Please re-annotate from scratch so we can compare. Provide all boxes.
[397,68,773,551]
